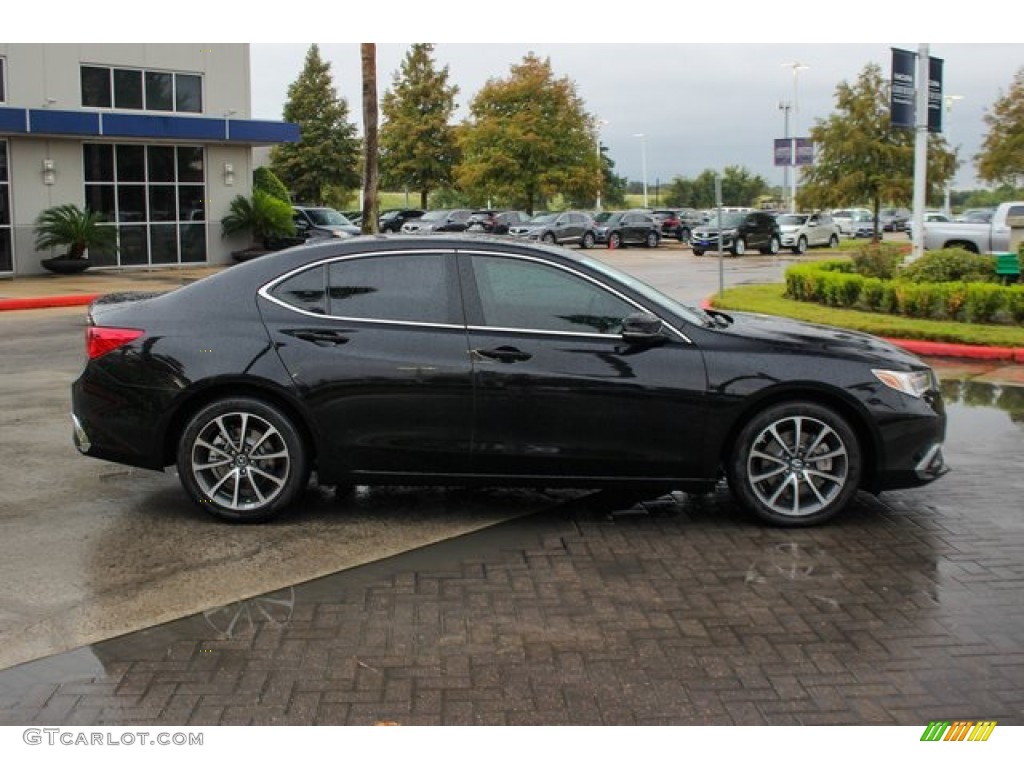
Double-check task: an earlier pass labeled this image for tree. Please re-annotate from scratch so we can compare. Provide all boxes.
[253,166,291,204]
[457,53,600,214]
[221,191,295,251]
[361,43,379,234]
[270,44,361,208]
[664,167,769,208]
[379,44,460,210]
[976,68,1024,186]
[799,62,956,234]
[34,204,117,260]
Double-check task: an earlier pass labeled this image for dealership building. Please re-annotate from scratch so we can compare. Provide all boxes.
[0,43,298,276]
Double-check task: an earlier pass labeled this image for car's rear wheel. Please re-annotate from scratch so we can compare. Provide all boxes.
[727,401,861,526]
[608,232,623,249]
[542,232,556,244]
[731,237,746,256]
[645,231,659,248]
[581,231,596,249]
[793,236,808,255]
[761,235,781,255]
[828,234,839,248]
[177,398,309,523]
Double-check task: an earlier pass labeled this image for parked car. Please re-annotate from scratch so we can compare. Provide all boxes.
[400,209,472,234]
[379,209,425,233]
[507,211,595,247]
[466,210,531,235]
[292,206,360,240]
[923,201,1024,253]
[879,207,911,232]
[955,208,995,224]
[651,208,702,242]
[776,213,841,254]
[690,211,781,256]
[831,208,872,237]
[906,211,952,241]
[851,211,877,239]
[72,235,948,527]
[592,211,661,248]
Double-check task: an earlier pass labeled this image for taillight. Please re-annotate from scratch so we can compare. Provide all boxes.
[86,326,144,359]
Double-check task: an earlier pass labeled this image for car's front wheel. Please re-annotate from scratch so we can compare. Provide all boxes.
[727,401,861,526]
[645,231,659,248]
[731,237,746,256]
[793,236,808,255]
[761,235,781,255]
[580,231,596,249]
[177,398,310,523]
[608,232,623,249]
[828,234,839,248]
[542,232,557,244]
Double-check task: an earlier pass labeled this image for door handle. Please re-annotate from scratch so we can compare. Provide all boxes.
[289,329,350,346]
[471,346,532,364]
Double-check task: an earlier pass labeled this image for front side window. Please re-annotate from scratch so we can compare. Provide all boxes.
[471,256,634,336]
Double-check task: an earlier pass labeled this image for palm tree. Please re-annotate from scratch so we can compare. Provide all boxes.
[221,190,295,250]
[34,204,117,260]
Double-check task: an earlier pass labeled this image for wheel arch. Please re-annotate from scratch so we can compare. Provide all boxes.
[161,379,319,471]
[942,239,979,253]
[716,385,881,488]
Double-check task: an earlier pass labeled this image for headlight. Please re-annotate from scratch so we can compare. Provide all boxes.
[872,368,935,398]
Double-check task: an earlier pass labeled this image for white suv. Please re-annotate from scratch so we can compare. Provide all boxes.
[831,208,872,237]
[777,212,841,254]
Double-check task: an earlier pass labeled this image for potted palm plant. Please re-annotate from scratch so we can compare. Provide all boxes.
[221,190,297,261]
[34,204,117,274]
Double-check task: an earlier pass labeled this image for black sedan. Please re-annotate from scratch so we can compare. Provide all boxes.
[72,236,947,526]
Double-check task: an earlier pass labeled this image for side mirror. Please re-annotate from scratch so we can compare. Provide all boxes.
[621,312,664,343]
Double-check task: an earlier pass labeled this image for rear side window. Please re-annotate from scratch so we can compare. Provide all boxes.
[327,253,452,324]
[270,265,327,315]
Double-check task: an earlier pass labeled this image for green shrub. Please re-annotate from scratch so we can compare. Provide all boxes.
[1008,286,1024,323]
[962,283,1006,323]
[849,241,907,278]
[253,167,291,204]
[859,277,884,311]
[899,248,998,284]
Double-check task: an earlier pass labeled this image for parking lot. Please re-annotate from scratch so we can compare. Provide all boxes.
[0,242,1022,725]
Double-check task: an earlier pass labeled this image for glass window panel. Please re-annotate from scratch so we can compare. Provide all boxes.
[0,59,5,103]
[175,74,202,113]
[0,139,7,181]
[472,256,632,335]
[178,186,205,222]
[179,223,207,263]
[87,226,118,267]
[327,254,449,323]
[117,185,146,223]
[113,69,143,109]
[84,185,115,220]
[149,186,176,222]
[271,266,326,314]
[144,71,173,111]
[116,145,146,182]
[117,226,148,265]
[80,66,111,108]
[0,230,11,272]
[83,144,114,182]
[149,224,178,264]
[176,147,204,183]
[0,191,8,227]
[147,146,175,182]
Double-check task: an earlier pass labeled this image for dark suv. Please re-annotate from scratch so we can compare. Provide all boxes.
[379,208,425,233]
[690,211,781,256]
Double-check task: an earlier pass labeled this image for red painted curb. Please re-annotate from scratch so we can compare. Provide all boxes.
[0,294,100,311]
[700,297,1024,363]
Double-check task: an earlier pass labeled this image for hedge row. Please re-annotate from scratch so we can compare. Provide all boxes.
[785,260,1024,324]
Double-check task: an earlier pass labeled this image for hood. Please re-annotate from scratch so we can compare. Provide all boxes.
[708,309,925,367]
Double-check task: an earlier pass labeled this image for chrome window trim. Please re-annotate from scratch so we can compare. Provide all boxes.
[257,247,692,343]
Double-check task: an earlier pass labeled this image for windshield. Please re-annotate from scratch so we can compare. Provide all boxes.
[421,210,449,221]
[528,214,557,224]
[777,215,808,226]
[707,212,746,228]
[594,212,621,224]
[306,209,352,226]
[572,252,710,328]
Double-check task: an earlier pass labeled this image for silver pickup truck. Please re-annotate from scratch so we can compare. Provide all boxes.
[923,201,1024,253]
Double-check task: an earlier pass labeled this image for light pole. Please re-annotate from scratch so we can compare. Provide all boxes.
[633,132,648,208]
[778,100,791,211]
[595,118,608,211]
[943,95,963,217]
[782,61,809,212]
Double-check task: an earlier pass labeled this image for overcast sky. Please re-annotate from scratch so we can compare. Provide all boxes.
[250,41,1023,192]
[28,1,1024,191]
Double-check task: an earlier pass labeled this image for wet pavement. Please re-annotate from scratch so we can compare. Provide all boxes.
[0,359,1021,726]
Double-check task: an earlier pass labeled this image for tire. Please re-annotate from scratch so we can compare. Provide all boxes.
[760,235,780,255]
[726,401,861,527]
[731,237,746,257]
[580,231,595,250]
[692,248,704,256]
[678,227,690,243]
[541,232,556,244]
[828,234,839,248]
[177,397,310,523]
[645,231,659,248]
[793,236,808,255]
[608,232,623,249]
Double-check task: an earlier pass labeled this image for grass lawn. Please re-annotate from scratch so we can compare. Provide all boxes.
[709,283,1024,348]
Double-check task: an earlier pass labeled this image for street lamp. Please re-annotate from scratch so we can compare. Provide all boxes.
[782,61,809,212]
[633,132,648,208]
[943,95,964,217]
[595,118,608,211]
[777,100,792,211]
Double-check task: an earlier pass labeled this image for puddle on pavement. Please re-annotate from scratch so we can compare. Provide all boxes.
[929,358,1024,447]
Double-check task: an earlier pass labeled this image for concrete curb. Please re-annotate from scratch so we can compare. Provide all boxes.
[0,294,100,312]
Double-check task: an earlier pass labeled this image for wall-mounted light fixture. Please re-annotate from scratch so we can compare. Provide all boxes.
[42,158,56,185]
[223,162,235,186]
